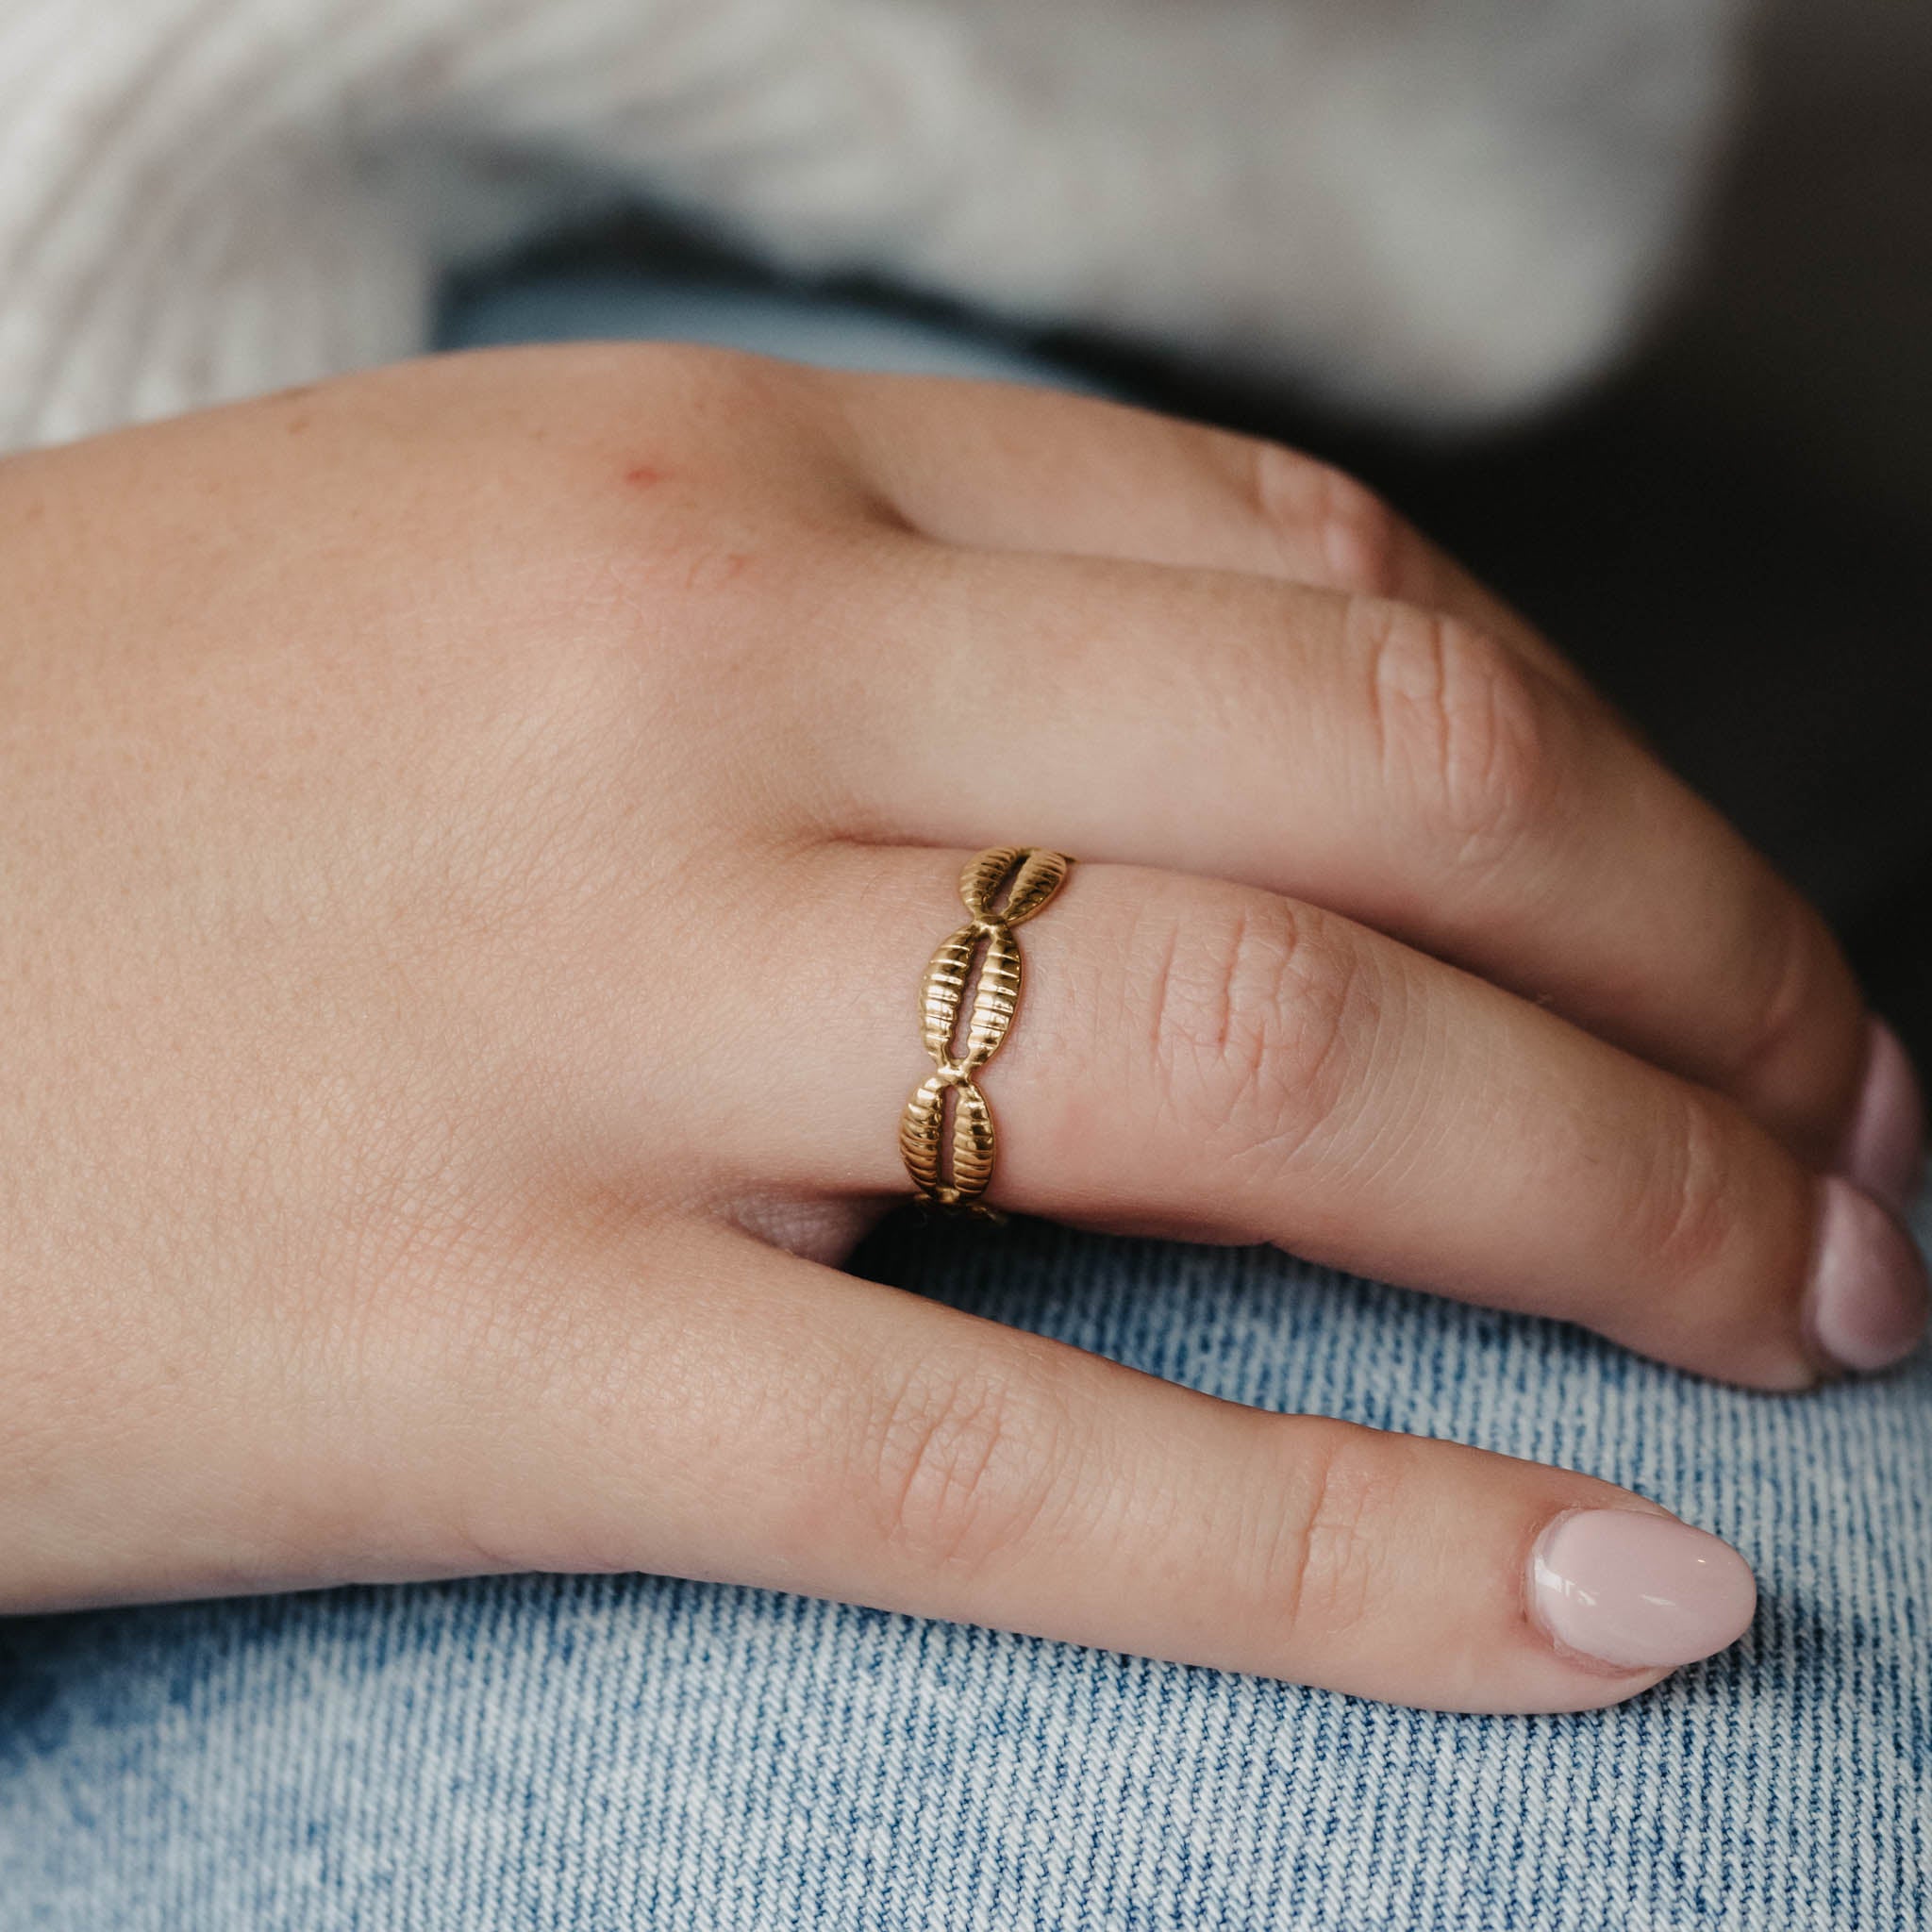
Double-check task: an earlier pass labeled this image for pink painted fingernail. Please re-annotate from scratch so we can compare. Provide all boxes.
[1530,1510,1757,1672]
[1804,1174,1928,1374]
[1836,1019,1926,1216]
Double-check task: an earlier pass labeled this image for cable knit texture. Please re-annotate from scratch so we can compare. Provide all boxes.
[0,0,1741,452]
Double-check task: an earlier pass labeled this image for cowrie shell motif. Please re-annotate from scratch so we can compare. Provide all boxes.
[920,924,1021,1072]
[899,1070,995,1204]
[960,848,1071,928]
[901,847,1072,1207]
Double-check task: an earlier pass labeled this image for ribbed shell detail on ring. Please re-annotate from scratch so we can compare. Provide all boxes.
[901,847,1071,1208]
[959,848,1071,928]
[920,924,1023,1071]
[899,1071,996,1205]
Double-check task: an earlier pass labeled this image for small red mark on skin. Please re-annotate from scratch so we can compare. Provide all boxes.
[622,463,667,491]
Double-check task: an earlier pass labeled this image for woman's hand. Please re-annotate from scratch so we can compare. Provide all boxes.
[0,347,1921,1710]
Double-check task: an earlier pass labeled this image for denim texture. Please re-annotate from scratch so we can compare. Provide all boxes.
[5,1209,1929,1930]
[437,265,1096,391]
[2,272,1925,1929]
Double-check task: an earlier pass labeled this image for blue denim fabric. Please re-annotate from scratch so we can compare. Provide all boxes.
[436,265,1095,391]
[1,272,1926,1930]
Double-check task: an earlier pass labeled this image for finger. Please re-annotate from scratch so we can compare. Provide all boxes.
[742,848,1926,1389]
[434,1218,1758,1714]
[826,373,1596,702]
[832,540,1874,1165]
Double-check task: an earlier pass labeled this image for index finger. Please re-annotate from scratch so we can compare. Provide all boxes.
[826,373,1599,702]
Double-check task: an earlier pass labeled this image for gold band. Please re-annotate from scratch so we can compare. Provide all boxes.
[900,846,1074,1208]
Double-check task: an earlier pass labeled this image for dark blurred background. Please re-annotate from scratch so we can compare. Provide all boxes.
[1086,0,1932,1062]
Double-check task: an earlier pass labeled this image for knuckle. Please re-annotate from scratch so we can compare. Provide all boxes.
[858,1349,1071,1573]
[1269,1423,1401,1643]
[1245,443,1410,599]
[1724,891,1835,1091]
[1640,1086,1739,1281]
[1141,895,1374,1165]
[1308,461,1410,601]
[1355,601,1562,874]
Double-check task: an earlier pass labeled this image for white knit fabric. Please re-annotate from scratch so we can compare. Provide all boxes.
[0,0,1741,454]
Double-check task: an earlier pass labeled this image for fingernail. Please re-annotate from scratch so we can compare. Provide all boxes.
[1836,1018,1926,1216]
[1530,1510,1757,1672]
[1804,1174,1928,1373]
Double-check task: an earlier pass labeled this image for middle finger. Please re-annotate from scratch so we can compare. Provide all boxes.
[831,539,1872,1167]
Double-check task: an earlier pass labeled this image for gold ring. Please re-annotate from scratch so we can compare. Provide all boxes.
[900,846,1074,1209]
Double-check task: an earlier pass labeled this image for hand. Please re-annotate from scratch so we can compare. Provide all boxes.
[1,347,1921,1710]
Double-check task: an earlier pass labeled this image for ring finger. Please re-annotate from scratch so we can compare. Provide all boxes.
[724,845,1926,1390]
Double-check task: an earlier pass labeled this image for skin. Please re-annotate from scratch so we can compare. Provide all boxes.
[0,344,1884,1711]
